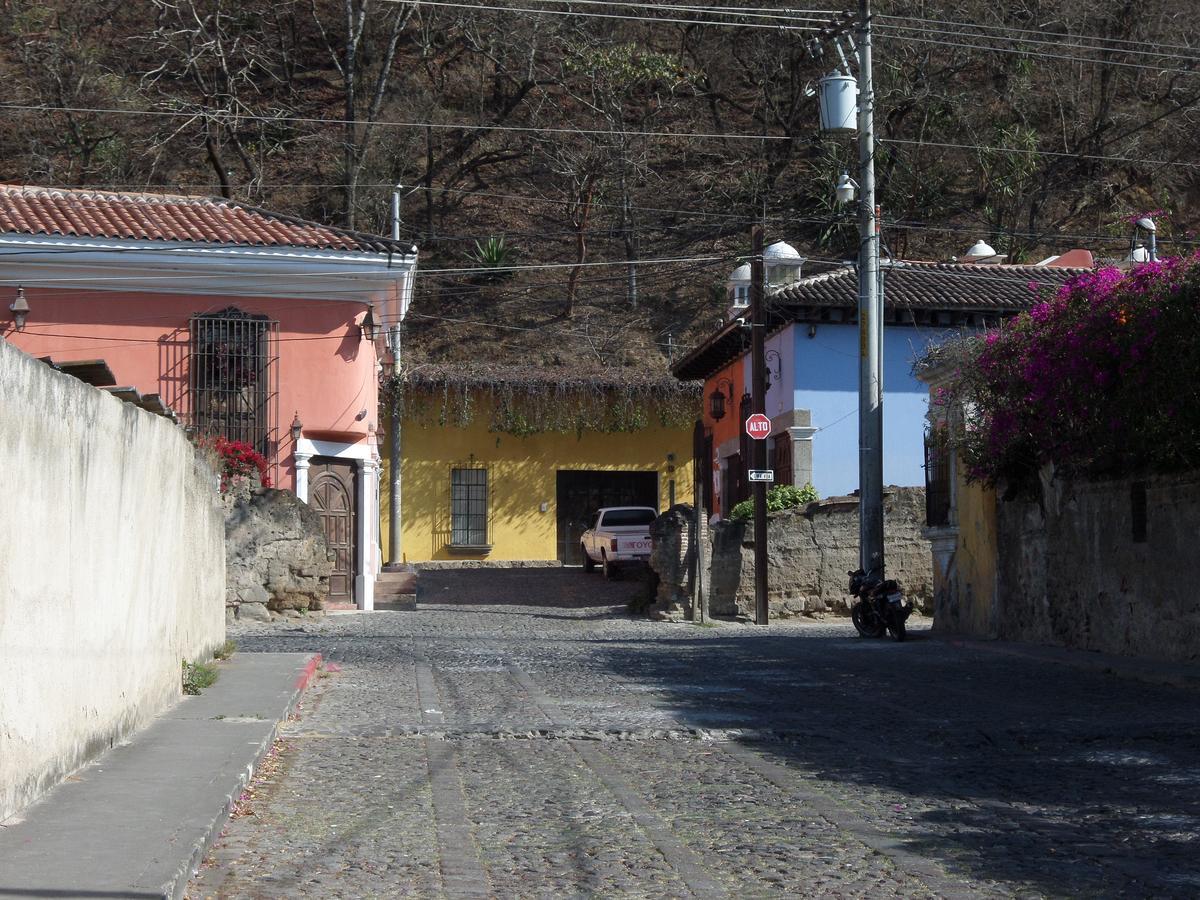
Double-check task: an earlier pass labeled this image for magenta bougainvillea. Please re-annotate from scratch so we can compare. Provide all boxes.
[202,436,272,492]
[928,253,1200,490]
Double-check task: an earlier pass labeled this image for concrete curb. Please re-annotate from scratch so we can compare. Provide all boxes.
[161,652,323,900]
[0,651,322,900]
[937,634,1200,691]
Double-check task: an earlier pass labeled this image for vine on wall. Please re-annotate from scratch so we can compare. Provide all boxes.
[383,368,700,437]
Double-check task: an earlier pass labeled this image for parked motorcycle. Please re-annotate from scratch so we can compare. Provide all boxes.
[848,569,910,641]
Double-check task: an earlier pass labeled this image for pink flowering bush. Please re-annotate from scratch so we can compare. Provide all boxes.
[928,253,1200,490]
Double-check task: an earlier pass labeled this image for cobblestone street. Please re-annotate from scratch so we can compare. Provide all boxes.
[190,569,1200,898]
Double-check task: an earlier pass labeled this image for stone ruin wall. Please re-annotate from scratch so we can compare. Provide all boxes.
[651,488,933,621]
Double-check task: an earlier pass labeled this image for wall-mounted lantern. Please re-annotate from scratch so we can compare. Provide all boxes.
[290,411,303,443]
[764,349,782,391]
[9,286,29,331]
[360,306,379,343]
[708,377,734,421]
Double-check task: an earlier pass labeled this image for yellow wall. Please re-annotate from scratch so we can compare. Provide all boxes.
[379,405,695,563]
[953,465,1000,636]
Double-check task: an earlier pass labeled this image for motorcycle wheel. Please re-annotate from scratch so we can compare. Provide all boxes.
[887,614,906,642]
[852,601,885,638]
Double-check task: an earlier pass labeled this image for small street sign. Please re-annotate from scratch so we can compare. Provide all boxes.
[748,469,775,483]
[745,413,772,440]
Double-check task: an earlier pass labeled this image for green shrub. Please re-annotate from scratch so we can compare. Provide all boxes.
[729,483,819,521]
[213,639,237,660]
[182,659,220,695]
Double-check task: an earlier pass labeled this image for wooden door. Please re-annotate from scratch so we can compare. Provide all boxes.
[310,459,357,603]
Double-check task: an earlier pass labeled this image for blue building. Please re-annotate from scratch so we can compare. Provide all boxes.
[673,252,1089,512]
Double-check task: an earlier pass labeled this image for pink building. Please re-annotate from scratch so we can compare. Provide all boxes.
[0,185,416,609]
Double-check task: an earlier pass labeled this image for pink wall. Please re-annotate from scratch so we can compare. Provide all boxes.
[3,287,379,490]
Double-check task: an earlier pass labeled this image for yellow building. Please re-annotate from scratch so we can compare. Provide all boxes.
[919,358,1000,635]
[379,366,698,564]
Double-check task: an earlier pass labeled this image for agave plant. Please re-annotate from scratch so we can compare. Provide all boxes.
[470,236,515,280]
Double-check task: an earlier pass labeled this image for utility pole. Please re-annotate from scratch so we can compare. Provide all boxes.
[387,184,404,567]
[855,0,884,577]
[750,225,769,625]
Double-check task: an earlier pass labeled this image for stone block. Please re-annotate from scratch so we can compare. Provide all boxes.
[237,601,271,622]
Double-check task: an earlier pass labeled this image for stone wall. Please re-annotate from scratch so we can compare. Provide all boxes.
[223,480,333,621]
[0,338,225,822]
[708,488,933,619]
[645,504,710,620]
[992,470,1200,661]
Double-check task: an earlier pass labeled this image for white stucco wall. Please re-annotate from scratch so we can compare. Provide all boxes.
[0,338,225,821]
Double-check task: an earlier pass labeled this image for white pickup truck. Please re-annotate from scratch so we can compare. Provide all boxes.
[580,506,658,579]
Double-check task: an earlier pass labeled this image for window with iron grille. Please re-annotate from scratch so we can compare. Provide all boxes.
[189,308,279,465]
[924,430,952,527]
[451,467,489,546]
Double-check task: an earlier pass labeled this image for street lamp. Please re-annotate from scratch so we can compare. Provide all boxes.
[290,411,303,443]
[1133,216,1157,262]
[9,286,29,331]
[835,171,858,206]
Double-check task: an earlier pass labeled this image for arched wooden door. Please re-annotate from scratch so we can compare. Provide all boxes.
[310,459,357,603]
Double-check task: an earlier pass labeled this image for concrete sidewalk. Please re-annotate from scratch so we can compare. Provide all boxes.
[0,651,320,900]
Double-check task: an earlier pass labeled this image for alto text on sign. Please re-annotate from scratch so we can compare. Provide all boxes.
[745,413,771,440]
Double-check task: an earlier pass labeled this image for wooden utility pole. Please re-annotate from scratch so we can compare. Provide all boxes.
[750,225,769,625]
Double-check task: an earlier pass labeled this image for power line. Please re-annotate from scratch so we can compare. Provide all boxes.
[875,12,1200,58]
[878,136,1200,171]
[398,0,822,31]
[876,20,1200,65]
[875,28,1200,76]
[0,102,790,143]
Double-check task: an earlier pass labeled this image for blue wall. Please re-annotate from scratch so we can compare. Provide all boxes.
[790,323,945,497]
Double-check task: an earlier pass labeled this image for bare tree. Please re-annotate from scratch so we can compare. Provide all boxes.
[309,0,414,228]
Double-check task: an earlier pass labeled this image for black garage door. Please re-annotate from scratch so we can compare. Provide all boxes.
[556,470,658,564]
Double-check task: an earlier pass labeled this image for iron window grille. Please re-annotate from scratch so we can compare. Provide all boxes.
[189,308,279,480]
[450,467,490,547]
[924,430,952,527]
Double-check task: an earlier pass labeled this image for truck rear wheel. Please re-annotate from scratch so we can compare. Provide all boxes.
[582,545,596,572]
[602,551,619,581]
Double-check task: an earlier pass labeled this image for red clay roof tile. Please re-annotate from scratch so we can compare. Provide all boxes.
[0,185,403,254]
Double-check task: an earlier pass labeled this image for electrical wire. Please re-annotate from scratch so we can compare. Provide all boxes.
[400,0,821,31]
[875,20,1200,65]
[874,28,1200,76]
[875,12,1200,58]
[0,102,790,143]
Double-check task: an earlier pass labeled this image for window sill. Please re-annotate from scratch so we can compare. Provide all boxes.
[447,543,492,554]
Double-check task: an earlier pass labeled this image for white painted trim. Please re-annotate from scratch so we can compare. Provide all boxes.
[296,437,376,461]
[0,234,417,301]
[294,452,312,503]
[788,425,819,442]
[296,437,378,611]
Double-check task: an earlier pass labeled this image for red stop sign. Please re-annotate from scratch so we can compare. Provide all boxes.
[745,413,771,440]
